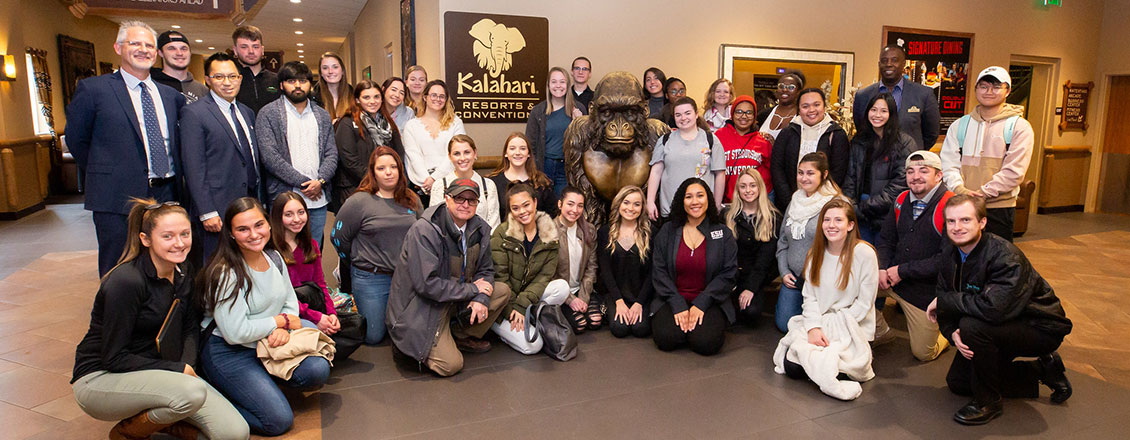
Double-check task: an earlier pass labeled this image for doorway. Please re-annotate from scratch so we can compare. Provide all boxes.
[1008,56,1059,215]
[1098,76,1130,214]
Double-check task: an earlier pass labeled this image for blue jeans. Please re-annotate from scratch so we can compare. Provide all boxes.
[307,206,328,247]
[775,279,805,333]
[351,266,391,345]
[544,158,567,196]
[200,320,331,436]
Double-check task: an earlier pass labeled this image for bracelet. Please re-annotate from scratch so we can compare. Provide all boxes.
[281,314,290,329]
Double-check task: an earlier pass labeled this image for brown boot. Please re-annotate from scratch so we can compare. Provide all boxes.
[159,421,202,440]
[109,411,170,440]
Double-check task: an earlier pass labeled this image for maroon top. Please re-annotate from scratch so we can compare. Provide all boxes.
[675,237,707,304]
[286,239,337,323]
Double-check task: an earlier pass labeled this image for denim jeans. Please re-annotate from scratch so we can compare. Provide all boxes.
[543,158,568,196]
[775,279,805,333]
[351,266,391,345]
[306,206,328,247]
[200,320,331,436]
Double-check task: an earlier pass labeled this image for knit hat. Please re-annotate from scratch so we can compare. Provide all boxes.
[730,94,757,116]
[445,178,480,198]
[905,150,943,171]
[157,31,190,50]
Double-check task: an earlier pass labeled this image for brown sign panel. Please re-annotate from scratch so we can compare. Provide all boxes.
[444,11,548,123]
[1059,80,1093,133]
[83,0,236,18]
[261,51,284,73]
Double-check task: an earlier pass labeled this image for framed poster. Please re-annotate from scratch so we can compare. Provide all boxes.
[882,26,974,131]
[401,0,416,72]
[443,11,549,123]
[1059,80,1093,132]
[57,34,97,107]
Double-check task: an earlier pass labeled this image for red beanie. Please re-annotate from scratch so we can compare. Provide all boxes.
[731,94,757,116]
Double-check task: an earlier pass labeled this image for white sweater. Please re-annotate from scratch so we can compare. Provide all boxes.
[801,242,879,340]
[400,117,466,187]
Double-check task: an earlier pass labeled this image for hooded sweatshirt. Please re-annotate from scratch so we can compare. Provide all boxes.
[939,103,1033,209]
[716,121,774,202]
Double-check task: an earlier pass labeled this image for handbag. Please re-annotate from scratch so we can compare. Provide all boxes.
[271,250,366,360]
[155,298,184,361]
[523,301,578,362]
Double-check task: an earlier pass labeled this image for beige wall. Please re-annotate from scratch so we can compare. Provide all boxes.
[345,0,402,88]
[1087,0,1130,209]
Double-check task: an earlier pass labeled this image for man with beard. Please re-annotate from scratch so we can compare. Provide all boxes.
[927,195,1073,425]
[65,20,186,276]
[853,45,941,151]
[256,61,338,243]
[149,30,208,103]
[232,25,279,114]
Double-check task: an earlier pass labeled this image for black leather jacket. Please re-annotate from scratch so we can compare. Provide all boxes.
[842,131,913,227]
[936,233,1072,339]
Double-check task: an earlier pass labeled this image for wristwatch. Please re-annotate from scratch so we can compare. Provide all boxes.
[318,178,326,186]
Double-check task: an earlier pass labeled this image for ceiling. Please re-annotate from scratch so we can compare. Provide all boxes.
[101,0,369,68]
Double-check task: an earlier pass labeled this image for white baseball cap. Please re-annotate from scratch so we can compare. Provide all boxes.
[977,66,1011,87]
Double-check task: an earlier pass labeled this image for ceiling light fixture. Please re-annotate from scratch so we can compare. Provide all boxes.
[293,18,303,22]
[171,25,181,29]
[295,31,303,35]
[290,0,300,3]
[299,55,305,58]
[296,43,304,46]
[195,39,203,43]
[208,47,215,50]
[297,50,304,53]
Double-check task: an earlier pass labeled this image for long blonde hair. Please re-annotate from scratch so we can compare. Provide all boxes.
[404,65,428,115]
[107,198,189,280]
[805,199,872,290]
[725,169,778,241]
[546,66,578,118]
[422,80,457,130]
[606,186,651,262]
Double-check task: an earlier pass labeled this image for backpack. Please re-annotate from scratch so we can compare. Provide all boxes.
[523,301,578,361]
[953,114,1020,155]
[893,190,955,235]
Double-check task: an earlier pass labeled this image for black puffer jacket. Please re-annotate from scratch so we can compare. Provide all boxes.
[733,212,780,294]
[935,233,1072,339]
[842,131,913,228]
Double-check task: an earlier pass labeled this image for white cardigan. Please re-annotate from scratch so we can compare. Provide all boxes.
[428,172,501,230]
[400,117,466,187]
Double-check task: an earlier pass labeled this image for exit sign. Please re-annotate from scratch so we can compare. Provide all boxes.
[1045,0,1061,6]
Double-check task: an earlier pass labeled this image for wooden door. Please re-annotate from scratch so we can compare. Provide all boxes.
[1100,76,1130,213]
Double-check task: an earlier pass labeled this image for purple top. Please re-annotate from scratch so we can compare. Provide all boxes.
[287,239,337,322]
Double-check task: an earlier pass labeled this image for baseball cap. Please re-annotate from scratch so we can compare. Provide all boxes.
[976,66,1011,88]
[906,150,943,170]
[157,30,190,50]
[445,178,480,198]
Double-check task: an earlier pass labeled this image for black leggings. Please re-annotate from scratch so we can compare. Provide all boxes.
[651,303,726,355]
[606,298,651,338]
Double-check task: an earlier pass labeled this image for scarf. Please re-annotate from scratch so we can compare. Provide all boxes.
[360,111,394,147]
[784,183,836,240]
[795,113,834,166]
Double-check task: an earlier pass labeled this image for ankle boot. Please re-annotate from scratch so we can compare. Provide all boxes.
[1037,351,1072,403]
[109,411,170,440]
[871,310,895,346]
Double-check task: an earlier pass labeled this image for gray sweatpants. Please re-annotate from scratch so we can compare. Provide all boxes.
[72,369,249,440]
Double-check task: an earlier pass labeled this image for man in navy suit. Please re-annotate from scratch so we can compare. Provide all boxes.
[65,21,186,276]
[180,52,261,259]
[854,45,941,151]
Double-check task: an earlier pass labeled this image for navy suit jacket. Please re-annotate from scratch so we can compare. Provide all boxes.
[180,93,260,219]
[65,71,186,214]
[853,79,940,151]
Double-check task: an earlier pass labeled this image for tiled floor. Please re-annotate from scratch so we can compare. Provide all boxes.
[2,202,1130,439]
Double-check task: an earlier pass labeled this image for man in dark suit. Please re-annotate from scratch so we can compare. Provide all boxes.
[65,21,186,276]
[853,45,941,151]
[180,52,261,259]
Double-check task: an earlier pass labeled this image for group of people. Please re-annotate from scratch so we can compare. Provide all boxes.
[64,19,1074,439]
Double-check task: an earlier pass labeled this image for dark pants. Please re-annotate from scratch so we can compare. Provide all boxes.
[92,182,175,276]
[544,158,567,196]
[985,207,1015,242]
[607,298,652,338]
[945,316,1063,404]
[652,303,726,355]
[733,290,763,326]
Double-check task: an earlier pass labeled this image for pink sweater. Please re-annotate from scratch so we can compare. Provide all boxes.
[287,239,336,322]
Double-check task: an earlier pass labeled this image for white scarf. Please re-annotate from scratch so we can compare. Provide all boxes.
[795,113,834,167]
[784,184,836,240]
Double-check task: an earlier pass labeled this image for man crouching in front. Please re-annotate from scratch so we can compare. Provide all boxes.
[387,178,511,376]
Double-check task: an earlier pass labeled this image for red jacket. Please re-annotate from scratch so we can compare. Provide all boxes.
[715,122,773,202]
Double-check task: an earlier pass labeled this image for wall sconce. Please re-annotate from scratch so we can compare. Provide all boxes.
[1,54,16,81]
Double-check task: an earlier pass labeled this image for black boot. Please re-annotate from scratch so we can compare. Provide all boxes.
[1037,352,1072,404]
[953,399,1004,425]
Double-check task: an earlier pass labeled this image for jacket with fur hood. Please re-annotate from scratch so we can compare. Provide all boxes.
[553,215,598,304]
[491,212,560,317]
[939,103,1034,209]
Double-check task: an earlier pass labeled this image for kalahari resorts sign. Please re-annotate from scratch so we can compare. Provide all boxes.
[444,11,548,123]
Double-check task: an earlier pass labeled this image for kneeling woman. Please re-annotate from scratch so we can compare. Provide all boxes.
[197,197,331,436]
[491,183,570,354]
[599,185,654,338]
[650,178,738,355]
[72,199,247,440]
[772,199,878,401]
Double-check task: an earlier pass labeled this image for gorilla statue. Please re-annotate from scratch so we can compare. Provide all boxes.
[565,71,670,224]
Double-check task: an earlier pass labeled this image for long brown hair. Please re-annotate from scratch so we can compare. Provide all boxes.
[356,146,421,211]
[316,52,352,120]
[805,199,871,290]
[701,78,733,115]
[799,151,843,197]
[422,80,456,130]
[347,80,399,141]
[108,198,190,279]
[606,185,651,262]
[545,66,578,118]
[486,132,552,189]
[269,192,316,265]
[196,197,269,313]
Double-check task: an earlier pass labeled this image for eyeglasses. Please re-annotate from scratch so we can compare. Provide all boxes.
[572,66,591,72]
[427,93,447,100]
[209,74,242,82]
[668,88,686,95]
[144,201,180,210]
[124,40,157,51]
[976,83,1007,93]
[777,83,798,92]
[734,109,755,116]
[283,78,310,85]
[452,195,479,206]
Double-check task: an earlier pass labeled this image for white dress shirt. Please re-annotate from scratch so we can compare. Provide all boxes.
[200,90,258,221]
[120,69,172,178]
[284,99,327,209]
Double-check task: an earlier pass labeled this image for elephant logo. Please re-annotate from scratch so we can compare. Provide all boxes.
[469,19,526,77]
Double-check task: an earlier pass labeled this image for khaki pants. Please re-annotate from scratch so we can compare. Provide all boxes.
[426,283,512,377]
[890,291,949,362]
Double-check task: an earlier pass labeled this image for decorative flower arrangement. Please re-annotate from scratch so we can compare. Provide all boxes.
[822,80,862,139]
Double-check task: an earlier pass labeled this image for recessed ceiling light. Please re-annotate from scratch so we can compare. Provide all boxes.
[293,18,303,22]
[208,47,215,50]
[295,31,303,35]
[290,0,300,3]
[299,55,305,58]
[297,50,304,53]
[296,43,304,46]
[171,25,181,29]
[195,39,203,43]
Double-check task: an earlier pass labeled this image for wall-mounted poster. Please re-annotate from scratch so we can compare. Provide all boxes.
[444,11,548,123]
[401,0,416,73]
[58,34,96,107]
[1059,80,1093,133]
[882,26,974,131]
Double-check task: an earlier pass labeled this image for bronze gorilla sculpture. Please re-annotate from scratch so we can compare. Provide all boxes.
[565,71,670,224]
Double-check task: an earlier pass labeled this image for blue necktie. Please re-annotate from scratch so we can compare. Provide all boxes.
[229,103,258,190]
[138,83,170,177]
[912,200,927,220]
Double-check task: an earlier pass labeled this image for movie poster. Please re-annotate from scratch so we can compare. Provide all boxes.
[444,12,549,123]
[882,26,974,131]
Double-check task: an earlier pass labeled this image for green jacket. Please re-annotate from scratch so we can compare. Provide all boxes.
[491,212,560,317]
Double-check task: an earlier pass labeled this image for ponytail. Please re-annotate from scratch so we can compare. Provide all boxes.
[106,198,188,280]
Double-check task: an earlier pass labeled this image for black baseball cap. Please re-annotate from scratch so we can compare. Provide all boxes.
[157,30,190,50]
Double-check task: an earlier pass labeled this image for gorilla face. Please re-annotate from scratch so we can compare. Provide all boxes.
[589,73,651,157]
